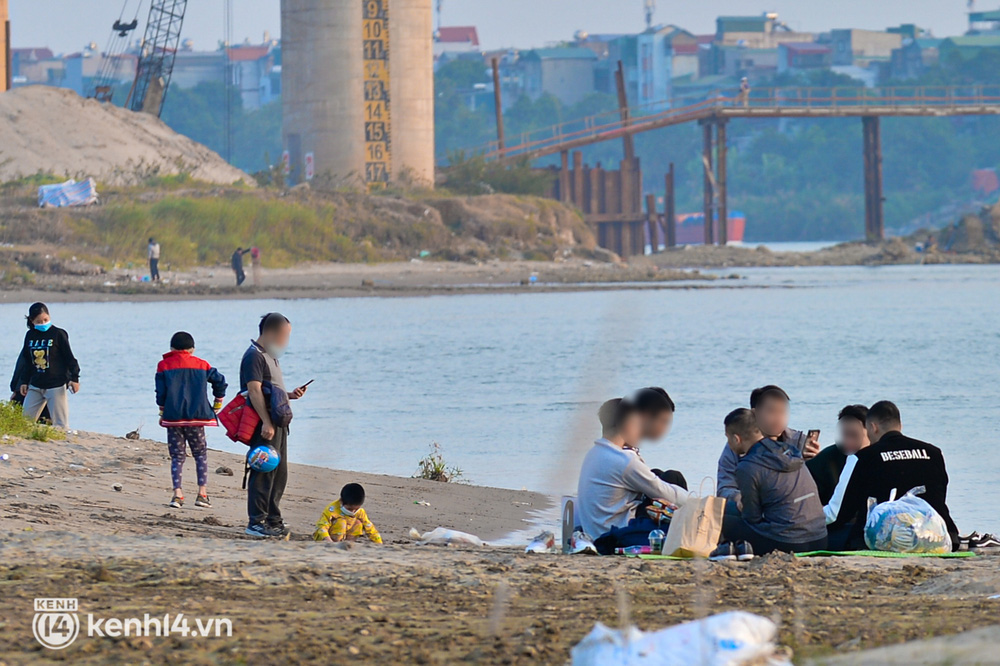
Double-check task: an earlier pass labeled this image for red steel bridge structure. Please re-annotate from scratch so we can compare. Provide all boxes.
[466,84,1000,249]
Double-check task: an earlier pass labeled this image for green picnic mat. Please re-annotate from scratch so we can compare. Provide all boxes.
[632,551,975,560]
[794,550,975,558]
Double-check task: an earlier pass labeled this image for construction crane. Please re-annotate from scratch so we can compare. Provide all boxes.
[126,0,189,116]
[91,0,144,103]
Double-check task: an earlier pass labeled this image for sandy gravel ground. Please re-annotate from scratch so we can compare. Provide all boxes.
[1,431,998,664]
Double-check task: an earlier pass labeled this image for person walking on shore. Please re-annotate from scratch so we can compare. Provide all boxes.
[16,302,80,429]
[231,247,251,287]
[147,237,161,282]
[242,313,308,537]
[155,331,228,509]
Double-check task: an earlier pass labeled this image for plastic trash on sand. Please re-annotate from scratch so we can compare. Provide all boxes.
[409,527,484,547]
[571,611,789,666]
[864,486,952,554]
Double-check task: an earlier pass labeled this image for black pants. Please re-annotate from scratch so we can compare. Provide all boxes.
[235,268,246,286]
[149,258,160,281]
[721,500,828,554]
[247,426,288,526]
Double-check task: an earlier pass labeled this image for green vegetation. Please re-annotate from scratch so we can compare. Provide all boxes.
[442,152,549,196]
[67,195,378,266]
[414,442,463,483]
[0,402,61,442]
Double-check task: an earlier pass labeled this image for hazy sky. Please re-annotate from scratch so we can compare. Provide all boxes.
[12,0,974,54]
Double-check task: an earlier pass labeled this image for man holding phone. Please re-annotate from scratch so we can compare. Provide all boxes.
[241,312,309,538]
[717,385,820,506]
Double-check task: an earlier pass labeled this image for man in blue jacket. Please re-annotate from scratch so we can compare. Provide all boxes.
[717,408,828,557]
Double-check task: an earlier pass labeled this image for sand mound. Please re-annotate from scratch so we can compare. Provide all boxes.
[0,85,252,186]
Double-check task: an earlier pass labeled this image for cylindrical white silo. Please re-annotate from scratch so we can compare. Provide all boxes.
[281,0,435,187]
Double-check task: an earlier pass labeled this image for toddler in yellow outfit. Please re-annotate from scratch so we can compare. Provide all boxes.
[314,483,383,544]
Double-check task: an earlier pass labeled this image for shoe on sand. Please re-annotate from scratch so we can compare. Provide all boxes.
[709,542,737,562]
[245,523,275,538]
[195,494,211,508]
[736,541,755,561]
[973,533,1000,549]
[169,495,184,509]
[569,530,598,555]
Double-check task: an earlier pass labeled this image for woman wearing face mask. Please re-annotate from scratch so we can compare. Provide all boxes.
[17,302,81,429]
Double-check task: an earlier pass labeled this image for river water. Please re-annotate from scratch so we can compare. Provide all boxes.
[2,263,997,535]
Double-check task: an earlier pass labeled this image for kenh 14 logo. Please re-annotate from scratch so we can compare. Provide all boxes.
[32,598,80,650]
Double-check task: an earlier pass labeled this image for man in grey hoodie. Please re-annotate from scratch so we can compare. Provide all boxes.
[720,408,828,554]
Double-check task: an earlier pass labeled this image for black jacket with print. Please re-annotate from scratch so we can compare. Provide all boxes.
[17,326,80,390]
[829,431,958,546]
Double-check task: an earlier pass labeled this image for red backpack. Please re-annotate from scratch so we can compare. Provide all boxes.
[218,394,260,445]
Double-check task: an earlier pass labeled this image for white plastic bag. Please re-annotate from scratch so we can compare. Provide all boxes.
[864,486,951,554]
[570,611,789,666]
[408,526,485,546]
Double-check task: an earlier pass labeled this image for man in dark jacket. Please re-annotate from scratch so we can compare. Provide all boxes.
[717,385,820,505]
[807,404,870,505]
[242,313,308,538]
[232,247,251,286]
[720,408,828,554]
[828,401,959,549]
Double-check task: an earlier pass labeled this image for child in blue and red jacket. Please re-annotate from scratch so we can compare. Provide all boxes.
[155,332,227,509]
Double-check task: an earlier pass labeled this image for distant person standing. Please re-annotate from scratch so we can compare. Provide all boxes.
[148,237,161,281]
[16,302,81,429]
[241,313,309,537]
[739,77,750,108]
[250,246,261,287]
[231,247,251,286]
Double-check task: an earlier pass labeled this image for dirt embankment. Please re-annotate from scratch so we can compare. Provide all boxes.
[0,86,252,186]
[0,431,998,664]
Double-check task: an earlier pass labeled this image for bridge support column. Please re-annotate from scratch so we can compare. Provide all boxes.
[717,120,728,245]
[559,150,570,204]
[701,120,715,245]
[862,116,884,241]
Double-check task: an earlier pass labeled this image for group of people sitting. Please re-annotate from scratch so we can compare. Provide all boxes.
[576,384,967,558]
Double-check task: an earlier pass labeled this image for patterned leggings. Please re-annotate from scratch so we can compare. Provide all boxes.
[166,426,209,489]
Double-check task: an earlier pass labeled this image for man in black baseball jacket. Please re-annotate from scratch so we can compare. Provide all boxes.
[828,400,959,549]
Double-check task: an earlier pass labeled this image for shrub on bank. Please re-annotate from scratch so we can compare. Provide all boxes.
[0,402,61,442]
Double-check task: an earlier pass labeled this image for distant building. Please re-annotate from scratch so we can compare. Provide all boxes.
[598,26,697,109]
[11,47,62,86]
[63,50,137,96]
[890,37,941,80]
[826,29,902,67]
[967,8,1000,34]
[778,42,832,74]
[172,40,279,110]
[228,43,279,109]
[938,34,1000,62]
[715,13,814,49]
[520,46,597,106]
[708,44,779,79]
[434,26,480,60]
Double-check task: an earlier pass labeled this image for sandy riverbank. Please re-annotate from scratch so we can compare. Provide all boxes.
[1,430,998,664]
[0,258,722,303]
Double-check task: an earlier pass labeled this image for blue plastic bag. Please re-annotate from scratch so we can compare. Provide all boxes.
[864,486,951,554]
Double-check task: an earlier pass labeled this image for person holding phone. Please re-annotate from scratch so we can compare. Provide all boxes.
[241,313,309,538]
[717,385,819,506]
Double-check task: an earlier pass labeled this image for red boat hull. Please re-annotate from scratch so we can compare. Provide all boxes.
[674,212,746,245]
